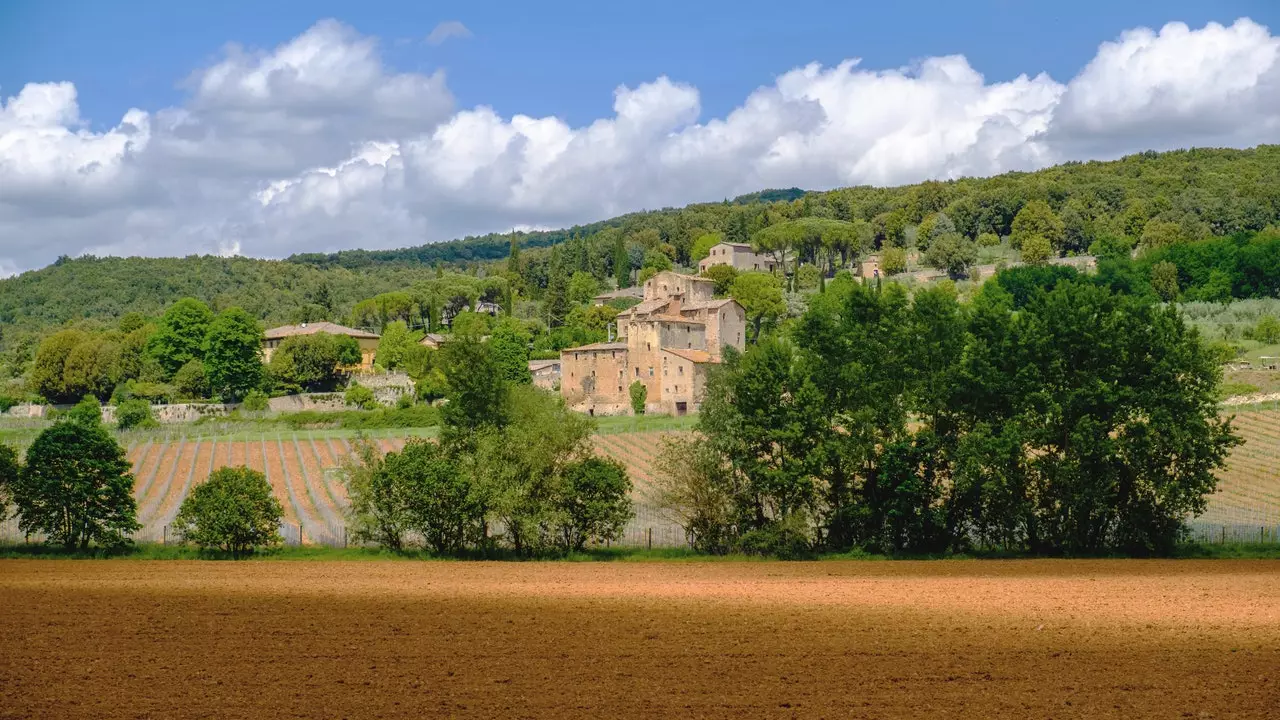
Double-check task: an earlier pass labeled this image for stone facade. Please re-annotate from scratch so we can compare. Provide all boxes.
[698,242,779,274]
[528,359,562,390]
[561,271,746,416]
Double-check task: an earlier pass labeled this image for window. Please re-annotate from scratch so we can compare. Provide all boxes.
[649,367,654,377]
[618,369,624,378]
[635,367,640,377]
[678,366,684,376]
[617,386,622,393]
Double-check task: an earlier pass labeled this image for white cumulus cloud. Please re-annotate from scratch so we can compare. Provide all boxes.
[426,21,472,46]
[1,17,1279,274]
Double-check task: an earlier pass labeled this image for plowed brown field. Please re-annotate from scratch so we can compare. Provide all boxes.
[1,560,1277,719]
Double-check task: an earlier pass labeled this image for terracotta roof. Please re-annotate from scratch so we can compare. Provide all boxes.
[681,299,737,311]
[419,332,448,345]
[621,299,670,317]
[562,342,628,353]
[664,348,714,363]
[593,287,644,300]
[264,321,379,340]
[528,359,561,371]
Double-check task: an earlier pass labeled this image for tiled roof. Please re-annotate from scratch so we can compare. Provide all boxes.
[681,299,737,311]
[593,287,644,300]
[562,342,628,352]
[419,333,448,345]
[621,299,669,317]
[264,321,379,340]
[664,348,713,363]
[528,359,561,371]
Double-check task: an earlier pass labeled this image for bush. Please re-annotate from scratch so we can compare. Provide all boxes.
[795,264,821,290]
[736,516,812,559]
[880,247,908,275]
[0,395,16,413]
[172,467,283,557]
[557,457,633,551]
[1252,315,1280,344]
[173,359,208,399]
[241,389,269,412]
[116,399,157,430]
[345,384,379,410]
[977,232,1001,247]
[1020,235,1054,265]
[396,392,415,409]
[629,381,647,415]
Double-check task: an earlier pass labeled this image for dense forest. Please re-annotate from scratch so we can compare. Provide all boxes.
[4,146,1280,390]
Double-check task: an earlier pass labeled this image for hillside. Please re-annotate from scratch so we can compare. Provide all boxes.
[3,146,1280,354]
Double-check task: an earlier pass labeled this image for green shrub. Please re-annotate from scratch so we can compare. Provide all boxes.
[241,389,269,412]
[115,399,157,430]
[629,381,647,415]
[1252,315,1280,344]
[172,467,283,557]
[345,384,379,410]
[880,247,908,275]
[736,517,812,559]
[795,264,821,290]
[396,392,414,410]
[0,395,15,413]
[977,232,1000,247]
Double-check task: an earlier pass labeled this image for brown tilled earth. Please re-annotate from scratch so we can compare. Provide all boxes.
[1,560,1278,719]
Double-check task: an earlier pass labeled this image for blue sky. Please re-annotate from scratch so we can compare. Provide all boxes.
[3,0,1275,130]
[1,1,1278,272]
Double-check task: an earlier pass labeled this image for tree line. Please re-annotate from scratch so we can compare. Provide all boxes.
[654,272,1239,557]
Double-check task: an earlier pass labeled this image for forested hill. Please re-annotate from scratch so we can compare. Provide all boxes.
[4,145,1280,349]
[285,187,808,269]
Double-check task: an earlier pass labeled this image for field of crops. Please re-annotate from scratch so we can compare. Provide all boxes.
[2,407,1278,547]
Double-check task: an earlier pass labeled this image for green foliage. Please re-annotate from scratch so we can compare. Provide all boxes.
[12,421,139,549]
[340,437,405,550]
[115,399,156,430]
[203,307,263,401]
[557,457,633,551]
[1140,218,1183,251]
[172,359,209,399]
[994,264,1081,308]
[241,389,270,412]
[700,264,738,296]
[450,311,493,337]
[642,249,673,273]
[67,395,103,426]
[148,298,213,377]
[29,329,91,403]
[880,247,908,275]
[267,333,359,392]
[653,434,735,553]
[1019,235,1054,265]
[1010,200,1065,251]
[1150,260,1180,301]
[396,392,414,409]
[386,439,483,554]
[439,334,509,446]
[977,232,1001,247]
[172,467,283,557]
[923,232,979,278]
[567,271,601,305]
[345,384,379,410]
[690,232,723,263]
[637,267,658,285]
[1252,315,1280,344]
[0,444,20,523]
[629,380,647,415]
[731,272,786,342]
[374,321,422,370]
[795,264,821,290]
[489,318,533,385]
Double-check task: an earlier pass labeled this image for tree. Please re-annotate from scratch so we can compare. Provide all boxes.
[700,264,738,296]
[439,334,509,446]
[653,435,735,553]
[1020,235,1054,265]
[61,335,122,401]
[977,232,1001,247]
[12,421,140,549]
[115,399,156,430]
[557,457,633,551]
[1253,315,1280,344]
[629,380,647,415]
[795,264,821,290]
[642,249,673,273]
[0,445,19,523]
[1140,219,1183,251]
[203,307,263,401]
[506,234,521,275]
[923,232,979,278]
[172,467,283,557]
[1010,200,1065,251]
[267,333,360,392]
[341,438,412,551]
[1150,260,1180,301]
[389,440,483,554]
[612,238,632,289]
[544,266,571,327]
[731,272,786,343]
[880,247,908,275]
[66,394,103,426]
[375,321,421,370]
[172,359,209,398]
[148,298,214,377]
[28,329,89,403]
[489,318,533,385]
[691,233,723,263]
[345,383,379,410]
[567,271,601,305]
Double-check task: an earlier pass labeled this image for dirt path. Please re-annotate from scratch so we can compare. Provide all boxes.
[1,559,1276,719]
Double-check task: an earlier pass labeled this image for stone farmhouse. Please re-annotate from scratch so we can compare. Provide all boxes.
[560,271,746,416]
[262,322,380,370]
[698,241,779,274]
[528,359,562,390]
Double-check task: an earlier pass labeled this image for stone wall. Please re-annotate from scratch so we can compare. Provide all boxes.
[267,393,346,413]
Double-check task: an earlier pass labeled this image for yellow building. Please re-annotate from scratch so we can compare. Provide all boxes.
[262,322,381,370]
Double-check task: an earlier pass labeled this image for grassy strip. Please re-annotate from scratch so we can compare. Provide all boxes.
[4,542,1280,562]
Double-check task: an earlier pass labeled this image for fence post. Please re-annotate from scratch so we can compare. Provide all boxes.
[1222,526,1226,544]
[163,525,167,545]
[647,527,652,550]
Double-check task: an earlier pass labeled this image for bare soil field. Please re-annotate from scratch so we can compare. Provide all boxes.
[1,560,1277,719]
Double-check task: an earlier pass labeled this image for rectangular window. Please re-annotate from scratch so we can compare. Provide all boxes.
[649,367,654,377]
[635,367,640,377]
[678,366,684,376]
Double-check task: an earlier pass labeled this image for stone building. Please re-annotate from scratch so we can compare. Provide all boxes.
[698,241,779,274]
[262,322,380,370]
[560,271,746,416]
